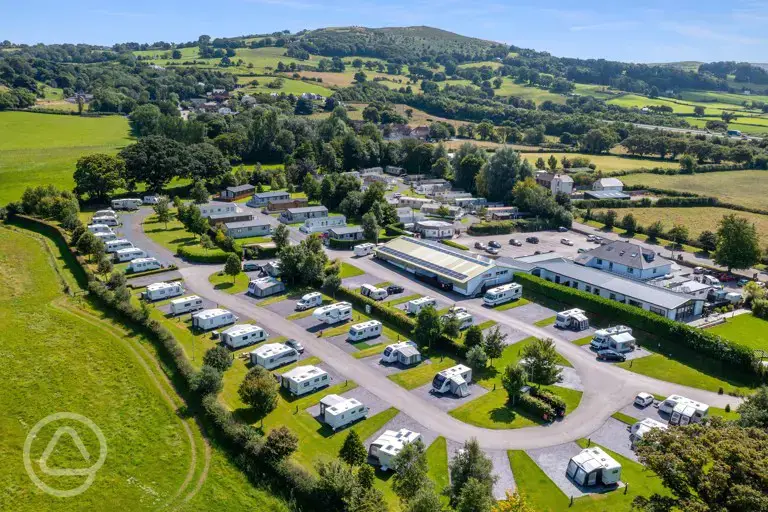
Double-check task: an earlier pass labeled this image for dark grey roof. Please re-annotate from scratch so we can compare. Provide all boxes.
[584,191,631,200]
[226,184,255,193]
[329,226,364,235]
[224,220,271,229]
[209,212,253,221]
[286,206,328,214]
[575,240,670,270]
[254,191,290,198]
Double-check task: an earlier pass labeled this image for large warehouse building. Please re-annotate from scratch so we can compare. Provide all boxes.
[374,237,513,296]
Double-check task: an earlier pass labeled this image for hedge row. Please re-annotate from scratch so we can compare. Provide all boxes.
[177,245,230,263]
[385,223,409,236]
[514,273,758,373]
[532,387,566,412]
[125,265,179,280]
[518,393,555,420]
[576,196,717,210]
[468,221,516,235]
[439,239,469,250]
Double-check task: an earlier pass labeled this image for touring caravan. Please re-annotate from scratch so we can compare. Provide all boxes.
[483,283,523,306]
[360,284,388,301]
[353,243,376,257]
[406,296,437,315]
[170,295,204,315]
[566,447,621,487]
[441,310,474,330]
[554,309,589,331]
[263,261,281,277]
[279,365,330,396]
[312,302,353,325]
[666,397,709,425]
[143,281,184,302]
[432,364,472,397]
[348,320,382,342]
[115,247,147,262]
[250,343,299,370]
[381,342,422,366]
[590,325,633,350]
[94,232,118,243]
[629,418,668,448]
[129,257,161,273]
[105,239,133,253]
[111,198,142,210]
[92,216,119,227]
[191,309,238,331]
[143,195,161,205]
[94,209,117,218]
[319,394,369,430]
[369,429,422,471]
[87,223,113,234]
[221,324,268,349]
[296,292,323,311]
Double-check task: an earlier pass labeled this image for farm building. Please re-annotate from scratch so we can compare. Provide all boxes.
[250,343,299,370]
[567,447,622,487]
[319,394,369,430]
[247,276,286,297]
[280,206,328,223]
[220,184,255,201]
[265,198,308,212]
[221,324,267,349]
[300,215,347,234]
[381,342,422,366]
[374,237,513,296]
[327,226,365,241]
[247,190,291,207]
[223,220,271,239]
[369,429,422,470]
[413,220,454,240]
[574,240,672,281]
[584,190,631,200]
[592,178,624,192]
[279,365,330,396]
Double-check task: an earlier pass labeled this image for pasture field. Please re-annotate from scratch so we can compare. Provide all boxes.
[135,46,319,74]
[607,94,697,114]
[684,116,768,135]
[572,83,619,99]
[519,151,678,172]
[679,89,768,107]
[495,80,567,104]
[456,60,503,69]
[237,75,334,96]
[620,170,768,211]
[0,112,132,205]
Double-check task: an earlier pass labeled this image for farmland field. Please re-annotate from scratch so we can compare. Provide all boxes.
[519,151,678,172]
[679,89,768,107]
[237,75,333,96]
[0,112,132,205]
[684,116,768,135]
[494,80,567,104]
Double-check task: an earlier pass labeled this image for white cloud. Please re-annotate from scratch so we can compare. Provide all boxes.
[661,22,765,45]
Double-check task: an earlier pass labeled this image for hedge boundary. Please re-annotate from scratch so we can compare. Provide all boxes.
[177,245,230,263]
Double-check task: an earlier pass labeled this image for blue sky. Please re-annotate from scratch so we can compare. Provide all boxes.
[3,0,767,63]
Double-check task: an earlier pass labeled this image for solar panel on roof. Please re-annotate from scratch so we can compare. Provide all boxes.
[406,238,491,267]
[377,246,469,280]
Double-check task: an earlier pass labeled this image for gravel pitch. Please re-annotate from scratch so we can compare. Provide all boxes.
[526,442,589,498]
[586,418,637,462]
[409,382,490,412]
[504,302,557,323]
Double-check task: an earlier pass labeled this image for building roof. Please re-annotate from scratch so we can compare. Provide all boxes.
[554,174,574,183]
[575,240,670,270]
[225,220,270,230]
[253,343,292,358]
[254,190,290,198]
[595,177,624,188]
[282,365,327,383]
[222,324,262,337]
[286,206,328,214]
[208,211,250,221]
[226,184,255,194]
[198,200,233,209]
[193,308,231,319]
[584,191,631,200]
[249,276,283,290]
[320,394,363,416]
[329,226,364,235]
[415,220,453,229]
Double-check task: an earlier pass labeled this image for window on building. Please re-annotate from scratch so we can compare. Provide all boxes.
[585,285,591,292]
[649,306,665,316]
[608,262,613,270]
[596,258,603,265]
[593,288,600,295]
[628,267,634,274]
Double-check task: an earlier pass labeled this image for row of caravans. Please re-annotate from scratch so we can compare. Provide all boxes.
[110,197,161,210]
[88,208,162,273]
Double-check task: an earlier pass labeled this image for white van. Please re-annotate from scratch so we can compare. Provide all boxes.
[94,232,118,243]
[483,283,522,306]
[360,284,388,301]
[170,295,204,315]
[221,324,268,349]
[92,216,119,226]
[296,292,323,311]
[590,325,633,350]
[87,223,113,234]
[348,320,382,342]
[105,239,133,253]
[406,296,436,315]
[111,198,142,210]
[353,243,376,257]
[128,257,161,273]
[143,281,184,301]
[115,247,147,262]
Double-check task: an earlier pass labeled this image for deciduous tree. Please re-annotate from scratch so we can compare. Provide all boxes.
[483,326,507,364]
[203,345,232,372]
[224,253,241,283]
[501,364,527,405]
[448,438,496,506]
[73,153,125,200]
[521,338,561,385]
[714,214,762,271]
[238,366,278,421]
[414,305,442,350]
[392,439,432,502]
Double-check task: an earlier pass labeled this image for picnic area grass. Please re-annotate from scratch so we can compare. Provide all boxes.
[611,412,638,425]
[338,262,365,279]
[209,270,251,294]
[708,314,768,351]
[0,111,132,205]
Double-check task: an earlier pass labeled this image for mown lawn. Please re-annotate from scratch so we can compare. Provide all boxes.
[338,262,365,279]
[209,270,252,294]
[143,211,229,259]
[388,352,461,389]
[425,436,450,505]
[492,297,530,311]
[709,314,768,351]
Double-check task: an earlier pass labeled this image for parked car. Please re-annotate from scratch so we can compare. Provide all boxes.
[387,284,404,295]
[474,242,487,250]
[634,392,654,408]
[586,235,596,242]
[592,236,602,243]
[509,238,522,246]
[488,240,501,249]
[526,236,539,244]
[717,272,738,282]
[560,238,573,246]
[242,261,261,272]
[486,247,499,255]
[737,278,750,287]
[577,248,587,254]
[693,266,705,274]
[284,339,305,354]
[558,227,568,232]
[597,349,626,362]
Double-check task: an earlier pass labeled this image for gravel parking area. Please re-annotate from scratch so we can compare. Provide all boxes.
[127,270,183,288]
[527,442,589,498]
[305,385,392,421]
[587,418,637,462]
[156,295,217,316]
[581,345,652,361]
[465,230,590,261]
[364,412,439,454]
[342,273,380,290]
[556,366,583,391]
[325,332,389,355]
[264,298,298,317]
[619,402,668,424]
[490,324,530,345]
[409,382,489,412]
[504,302,557,324]
[359,354,420,376]
[543,325,596,343]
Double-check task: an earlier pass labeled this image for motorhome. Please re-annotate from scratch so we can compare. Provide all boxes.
[94,232,118,243]
[92,216,119,227]
[87,223,113,234]
[381,342,422,366]
[296,292,323,311]
[405,296,437,315]
[319,394,369,430]
[665,396,709,425]
[441,310,474,330]
[360,284,388,301]
[483,283,523,306]
[170,295,204,315]
[128,257,161,273]
[353,243,376,257]
[94,209,117,218]
[250,343,299,370]
[369,429,422,471]
[143,195,161,204]
[105,239,133,253]
[554,308,589,331]
[629,418,668,448]
[143,281,184,302]
[348,320,383,342]
[221,324,268,349]
[431,364,472,397]
[115,247,147,262]
[111,198,142,210]
[191,309,238,331]
[312,302,353,325]
[279,365,330,396]
[566,447,622,487]
[590,325,633,350]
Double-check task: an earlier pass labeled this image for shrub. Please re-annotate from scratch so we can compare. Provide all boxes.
[177,245,230,263]
[517,393,555,420]
[532,388,567,413]
[753,299,768,320]
[439,239,469,251]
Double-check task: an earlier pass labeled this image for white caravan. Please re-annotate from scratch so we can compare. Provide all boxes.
[115,247,147,262]
[312,302,353,325]
[94,232,118,243]
[143,195,161,204]
[483,283,523,306]
[590,325,633,350]
[170,295,205,315]
[279,365,330,396]
[191,308,238,331]
[353,243,376,257]
[360,284,388,301]
[87,223,113,234]
[663,396,709,425]
[431,364,472,397]
[629,418,668,448]
[92,216,119,226]
[105,239,133,253]
[94,209,117,218]
[566,447,622,487]
[348,320,382,342]
[319,394,369,430]
[111,198,142,210]
[129,257,161,273]
[381,342,422,366]
[221,324,268,349]
[296,292,323,311]
[441,310,473,330]
[555,308,589,331]
[250,343,299,370]
[143,281,184,301]
[369,429,422,471]
[406,296,437,315]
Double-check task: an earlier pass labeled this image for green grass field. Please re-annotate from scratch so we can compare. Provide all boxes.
[142,211,229,260]
[519,151,678,173]
[0,112,132,205]
[237,75,334,97]
[709,314,768,351]
[685,116,768,135]
[494,79,567,104]
[388,353,461,389]
[209,270,251,294]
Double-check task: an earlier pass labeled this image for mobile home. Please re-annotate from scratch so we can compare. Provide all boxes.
[221,324,268,349]
[92,216,119,227]
[348,320,382,342]
[299,215,347,234]
[296,292,323,311]
[554,308,589,331]
[143,281,184,301]
[353,243,376,257]
[566,447,621,487]
[247,276,286,298]
[191,308,238,331]
[381,342,422,366]
[319,394,369,430]
[128,258,161,273]
[87,223,113,234]
[406,296,437,315]
[629,418,668,447]
[312,302,353,325]
[590,325,634,351]
[369,429,422,471]
[279,365,330,396]
[105,239,133,253]
[170,295,204,315]
[250,343,299,370]
[111,198,142,210]
[441,310,474,330]
[431,364,472,397]
[360,284,388,301]
[483,283,523,306]
[115,247,147,262]
[94,232,118,243]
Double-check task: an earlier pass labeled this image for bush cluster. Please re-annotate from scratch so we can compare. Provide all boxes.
[517,393,555,419]
[176,245,230,263]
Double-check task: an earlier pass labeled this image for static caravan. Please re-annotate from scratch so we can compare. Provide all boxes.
[369,429,422,471]
[128,258,161,273]
[299,215,347,234]
[353,243,376,257]
[94,232,118,243]
[629,418,668,447]
[94,209,117,218]
[143,281,184,301]
[320,394,369,430]
[441,310,473,330]
[348,320,382,342]
[250,343,299,370]
[554,309,589,331]
[406,296,437,315]
[279,365,330,396]
[566,447,621,487]
[590,325,633,350]
[115,247,147,262]
[221,324,268,349]
[247,276,286,298]
[431,364,472,397]
[111,198,142,210]
[381,342,422,366]
[360,284,388,301]
[170,295,204,315]
[105,239,133,253]
[191,308,238,331]
[92,216,119,227]
[87,223,114,234]
[312,302,353,325]
[483,283,523,306]
[296,292,323,311]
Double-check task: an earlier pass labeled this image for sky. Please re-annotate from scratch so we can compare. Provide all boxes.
[2,0,767,63]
